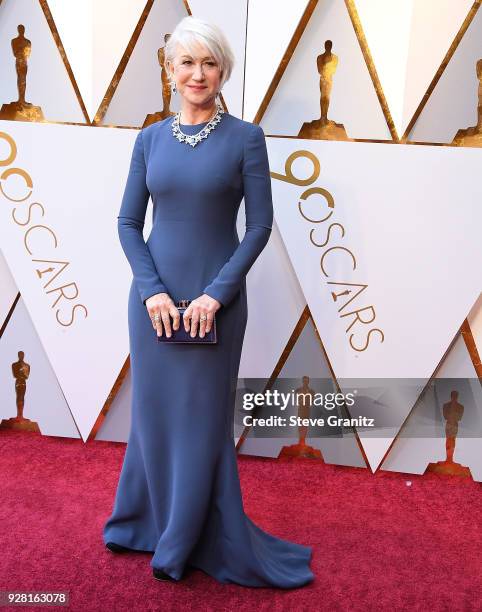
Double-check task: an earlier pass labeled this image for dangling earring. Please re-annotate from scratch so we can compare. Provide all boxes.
[171,80,177,94]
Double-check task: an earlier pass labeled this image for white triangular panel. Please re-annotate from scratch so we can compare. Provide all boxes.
[243,0,311,122]
[188,0,247,119]
[403,0,475,136]
[0,296,80,438]
[355,0,413,138]
[356,0,474,137]
[266,137,482,468]
[408,3,482,143]
[102,0,187,127]
[381,333,482,481]
[0,0,85,123]
[48,0,146,122]
[0,120,149,440]
[260,0,391,140]
[45,0,93,119]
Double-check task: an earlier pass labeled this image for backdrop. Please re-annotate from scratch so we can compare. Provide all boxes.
[0,0,480,480]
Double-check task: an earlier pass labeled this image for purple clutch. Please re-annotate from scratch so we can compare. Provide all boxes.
[156,300,217,344]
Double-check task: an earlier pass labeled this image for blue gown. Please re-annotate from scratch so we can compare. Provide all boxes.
[102,112,314,588]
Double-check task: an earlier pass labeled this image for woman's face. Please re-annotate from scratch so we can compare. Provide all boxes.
[169,42,222,108]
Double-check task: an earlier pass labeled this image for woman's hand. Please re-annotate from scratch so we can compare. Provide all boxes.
[145,292,180,338]
[183,294,221,338]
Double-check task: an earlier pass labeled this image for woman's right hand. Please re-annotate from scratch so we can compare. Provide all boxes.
[145,293,180,338]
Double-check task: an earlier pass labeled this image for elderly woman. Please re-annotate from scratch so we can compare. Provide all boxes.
[103,16,314,588]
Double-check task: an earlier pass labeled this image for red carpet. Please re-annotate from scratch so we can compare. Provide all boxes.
[0,429,481,611]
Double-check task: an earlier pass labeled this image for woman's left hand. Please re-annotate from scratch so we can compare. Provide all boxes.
[183,294,221,338]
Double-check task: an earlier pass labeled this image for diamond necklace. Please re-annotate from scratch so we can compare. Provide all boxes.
[171,102,225,147]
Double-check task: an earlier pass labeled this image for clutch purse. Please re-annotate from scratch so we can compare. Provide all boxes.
[156,299,217,344]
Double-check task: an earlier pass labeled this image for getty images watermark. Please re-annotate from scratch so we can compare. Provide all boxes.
[235,377,482,438]
[240,388,374,428]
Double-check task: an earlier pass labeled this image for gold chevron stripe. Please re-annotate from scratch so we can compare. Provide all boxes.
[253,0,318,125]
[345,0,397,140]
[92,0,156,126]
[40,0,90,123]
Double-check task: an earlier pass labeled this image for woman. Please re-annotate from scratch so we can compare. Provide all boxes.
[103,16,314,589]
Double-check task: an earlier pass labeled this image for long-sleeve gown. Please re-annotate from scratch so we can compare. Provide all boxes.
[102,112,314,588]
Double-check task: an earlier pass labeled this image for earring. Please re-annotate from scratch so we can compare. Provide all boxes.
[171,81,177,94]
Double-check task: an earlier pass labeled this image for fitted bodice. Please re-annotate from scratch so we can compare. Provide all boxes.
[117,112,273,307]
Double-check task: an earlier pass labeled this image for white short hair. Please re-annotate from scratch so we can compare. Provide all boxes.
[164,16,234,90]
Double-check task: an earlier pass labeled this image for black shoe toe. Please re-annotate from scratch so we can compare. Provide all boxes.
[153,567,176,582]
[106,541,130,553]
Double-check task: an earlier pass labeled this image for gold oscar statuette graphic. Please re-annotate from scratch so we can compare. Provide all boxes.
[279,376,323,459]
[452,58,482,147]
[144,33,176,127]
[0,351,40,432]
[0,24,44,122]
[298,40,348,141]
[426,390,471,478]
